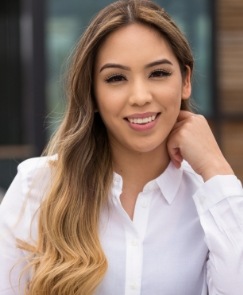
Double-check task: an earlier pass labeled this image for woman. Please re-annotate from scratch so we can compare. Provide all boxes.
[0,0,243,294]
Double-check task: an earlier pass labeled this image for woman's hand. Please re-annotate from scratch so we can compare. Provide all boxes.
[167,110,234,181]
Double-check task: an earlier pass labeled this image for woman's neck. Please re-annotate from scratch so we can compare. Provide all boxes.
[112,144,170,194]
[111,143,170,220]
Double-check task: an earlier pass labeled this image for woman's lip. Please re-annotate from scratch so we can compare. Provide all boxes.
[126,113,160,131]
[125,112,160,119]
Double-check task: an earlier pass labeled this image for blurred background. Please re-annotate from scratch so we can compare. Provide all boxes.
[1,0,243,199]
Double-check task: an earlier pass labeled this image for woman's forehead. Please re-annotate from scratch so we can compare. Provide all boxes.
[95,23,177,70]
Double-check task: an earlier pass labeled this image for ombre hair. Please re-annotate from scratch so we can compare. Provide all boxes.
[24,1,194,294]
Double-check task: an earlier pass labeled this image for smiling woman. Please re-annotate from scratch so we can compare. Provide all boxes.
[0,1,243,295]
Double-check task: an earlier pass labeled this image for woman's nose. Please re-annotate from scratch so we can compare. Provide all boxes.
[128,80,152,106]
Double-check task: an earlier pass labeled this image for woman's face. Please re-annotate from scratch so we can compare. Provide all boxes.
[94,23,191,155]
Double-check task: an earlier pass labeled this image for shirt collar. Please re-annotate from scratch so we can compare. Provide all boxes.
[111,172,123,200]
[155,161,183,205]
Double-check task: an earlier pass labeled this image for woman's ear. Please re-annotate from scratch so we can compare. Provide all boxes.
[182,66,192,100]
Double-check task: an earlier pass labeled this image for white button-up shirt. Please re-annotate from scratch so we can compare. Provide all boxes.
[0,157,243,295]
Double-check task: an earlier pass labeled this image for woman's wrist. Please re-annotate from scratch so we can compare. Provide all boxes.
[201,159,234,182]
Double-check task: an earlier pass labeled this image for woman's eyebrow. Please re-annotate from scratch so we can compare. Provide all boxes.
[145,59,173,68]
[99,58,173,73]
[99,63,130,72]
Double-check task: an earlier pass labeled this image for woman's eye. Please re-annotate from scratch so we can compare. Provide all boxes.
[105,74,126,83]
[149,70,171,78]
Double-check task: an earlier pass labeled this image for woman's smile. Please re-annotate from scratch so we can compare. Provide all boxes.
[124,112,161,131]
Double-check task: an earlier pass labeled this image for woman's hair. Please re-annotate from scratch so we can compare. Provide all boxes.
[25,1,194,294]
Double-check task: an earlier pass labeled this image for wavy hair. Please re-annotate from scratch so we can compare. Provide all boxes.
[24,0,194,294]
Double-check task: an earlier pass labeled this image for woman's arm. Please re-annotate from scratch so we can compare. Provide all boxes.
[0,157,51,294]
[168,110,243,294]
[193,175,243,294]
[0,171,30,294]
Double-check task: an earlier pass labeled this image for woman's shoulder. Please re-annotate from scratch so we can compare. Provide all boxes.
[2,155,57,208]
[18,154,57,175]
[17,155,57,197]
[0,155,57,241]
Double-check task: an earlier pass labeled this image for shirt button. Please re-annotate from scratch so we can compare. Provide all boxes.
[141,199,148,208]
[130,283,138,290]
[199,195,205,206]
[131,239,138,247]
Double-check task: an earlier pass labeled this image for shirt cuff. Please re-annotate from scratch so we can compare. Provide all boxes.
[193,175,243,215]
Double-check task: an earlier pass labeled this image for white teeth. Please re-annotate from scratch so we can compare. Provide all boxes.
[128,115,156,124]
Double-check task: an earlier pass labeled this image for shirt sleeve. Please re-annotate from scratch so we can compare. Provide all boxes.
[0,157,51,295]
[193,175,243,295]
[0,170,30,294]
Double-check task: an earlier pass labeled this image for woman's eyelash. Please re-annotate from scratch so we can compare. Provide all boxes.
[104,70,171,83]
[149,69,172,78]
[105,74,126,83]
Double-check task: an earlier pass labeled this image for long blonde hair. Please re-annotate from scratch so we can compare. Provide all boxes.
[25,1,194,294]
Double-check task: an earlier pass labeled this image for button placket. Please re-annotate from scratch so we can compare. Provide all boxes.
[133,191,152,240]
[124,191,153,294]
[124,230,142,295]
